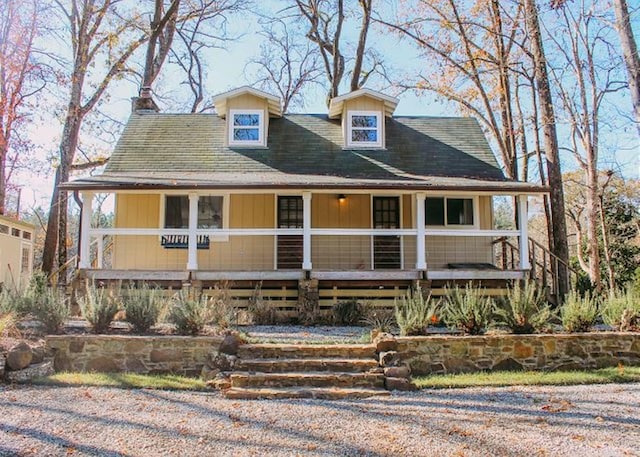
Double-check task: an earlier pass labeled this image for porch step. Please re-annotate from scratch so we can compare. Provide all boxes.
[235,357,379,373]
[230,372,385,389]
[224,386,390,400]
[237,343,377,360]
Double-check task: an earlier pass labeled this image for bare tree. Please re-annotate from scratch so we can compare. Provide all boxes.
[613,0,640,139]
[292,0,379,102]
[545,1,626,290]
[523,0,570,297]
[247,19,322,113]
[0,0,47,215]
[42,0,148,277]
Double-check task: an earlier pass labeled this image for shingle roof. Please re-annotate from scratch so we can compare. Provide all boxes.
[64,112,547,193]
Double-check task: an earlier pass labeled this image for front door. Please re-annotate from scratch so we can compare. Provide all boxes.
[277,196,303,269]
[373,196,401,269]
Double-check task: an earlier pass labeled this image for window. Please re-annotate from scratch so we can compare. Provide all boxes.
[11,228,20,237]
[164,195,224,229]
[425,197,475,226]
[21,247,30,274]
[347,111,382,147]
[278,196,303,228]
[22,231,32,240]
[0,224,8,234]
[229,109,264,146]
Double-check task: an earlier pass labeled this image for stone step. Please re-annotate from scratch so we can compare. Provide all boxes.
[230,371,385,389]
[235,358,380,373]
[237,344,377,360]
[223,386,391,400]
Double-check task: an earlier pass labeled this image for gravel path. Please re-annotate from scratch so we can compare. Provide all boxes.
[1,383,638,457]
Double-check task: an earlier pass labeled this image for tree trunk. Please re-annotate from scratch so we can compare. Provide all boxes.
[524,0,570,298]
[0,151,5,215]
[613,0,640,139]
[585,161,601,289]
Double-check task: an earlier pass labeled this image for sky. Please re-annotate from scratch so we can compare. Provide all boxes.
[12,0,640,216]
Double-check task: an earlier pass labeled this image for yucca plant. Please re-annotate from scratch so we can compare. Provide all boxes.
[363,308,396,334]
[394,285,438,336]
[122,283,166,333]
[495,281,554,334]
[560,290,598,333]
[601,287,640,332]
[78,280,121,334]
[442,284,495,335]
[168,291,214,335]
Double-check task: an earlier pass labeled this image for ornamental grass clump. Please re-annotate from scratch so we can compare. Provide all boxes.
[169,291,214,335]
[601,287,640,332]
[78,280,121,334]
[122,283,166,333]
[394,285,438,336]
[14,273,70,334]
[560,290,598,333]
[495,281,554,334]
[442,285,495,335]
[363,308,396,334]
[332,299,366,326]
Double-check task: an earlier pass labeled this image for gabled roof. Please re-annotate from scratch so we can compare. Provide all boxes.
[213,86,282,118]
[62,113,547,194]
[328,89,399,119]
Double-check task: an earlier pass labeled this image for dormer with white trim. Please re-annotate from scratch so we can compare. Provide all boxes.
[328,89,399,149]
[213,86,282,148]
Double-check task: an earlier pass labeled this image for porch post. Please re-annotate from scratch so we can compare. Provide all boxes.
[187,193,199,270]
[79,191,93,269]
[302,191,312,270]
[517,194,531,270]
[415,192,427,270]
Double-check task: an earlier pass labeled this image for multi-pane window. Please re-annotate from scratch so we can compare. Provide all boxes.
[425,197,474,226]
[164,195,224,228]
[21,247,30,274]
[347,111,381,147]
[0,224,8,234]
[11,228,20,237]
[229,110,263,146]
[278,196,303,228]
[22,231,32,240]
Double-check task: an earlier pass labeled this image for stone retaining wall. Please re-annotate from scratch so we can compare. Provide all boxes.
[396,332,640,375]
[46,335,224,376]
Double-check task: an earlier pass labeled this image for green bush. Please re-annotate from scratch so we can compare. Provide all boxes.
[78,281,121,334]
[31,287,70,334]
[560,290,598,333]
[332,299,365,326]
[122,283,166,333]
[601,287,640,331]
[442,285,495,335]
[168,291,214,335]
[495,281,554,334]
[394,285,438,336]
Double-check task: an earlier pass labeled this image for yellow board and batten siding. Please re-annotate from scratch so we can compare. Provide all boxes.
[0,215,34,288]
[112,193,494,271]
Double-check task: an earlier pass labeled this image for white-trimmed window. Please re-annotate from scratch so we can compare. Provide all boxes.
[425,197,475,227]
[164,195,224,229]
[229,109,264,146]
[347,110,382,147]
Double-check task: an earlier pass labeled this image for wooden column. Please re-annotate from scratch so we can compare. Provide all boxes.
[302,191,312,270]
[187,193,199,270]
[518,194,531,270]
[415,192,427,270]
[78,191,93,269]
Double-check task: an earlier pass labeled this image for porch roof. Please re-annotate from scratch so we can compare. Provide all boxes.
[62,112,547,194]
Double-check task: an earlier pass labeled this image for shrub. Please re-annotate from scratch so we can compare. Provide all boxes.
[207,281,238,329]
[442,285,495,335]
[0,288,20,315]
[495,281,554,334]
[0,312,20,337]
[122,283,166,333]
[332,299,365,326]
[560,290,598,333]
[394,285,438,336]
[168,291,214,335]
[601,287,640,331]
[30,287,70,334]
[247,282,277,325]
[78,281,121,334]
[363,308,396,333]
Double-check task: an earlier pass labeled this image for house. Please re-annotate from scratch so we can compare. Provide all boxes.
[62,87,551,308]
[0,215,34,289]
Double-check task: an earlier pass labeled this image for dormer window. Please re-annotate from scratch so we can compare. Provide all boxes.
[229,109,265,146]
[347,111,382,147]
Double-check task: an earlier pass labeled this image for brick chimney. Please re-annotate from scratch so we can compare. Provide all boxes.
[132,86,160,112]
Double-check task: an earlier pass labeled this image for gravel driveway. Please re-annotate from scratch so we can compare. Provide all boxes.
[1,383,638,456]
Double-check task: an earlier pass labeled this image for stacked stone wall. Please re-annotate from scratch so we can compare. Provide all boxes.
[396,333,640,375]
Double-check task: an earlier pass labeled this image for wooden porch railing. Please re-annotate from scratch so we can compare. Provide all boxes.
[493,236,579,303]
[49,238,114,286]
